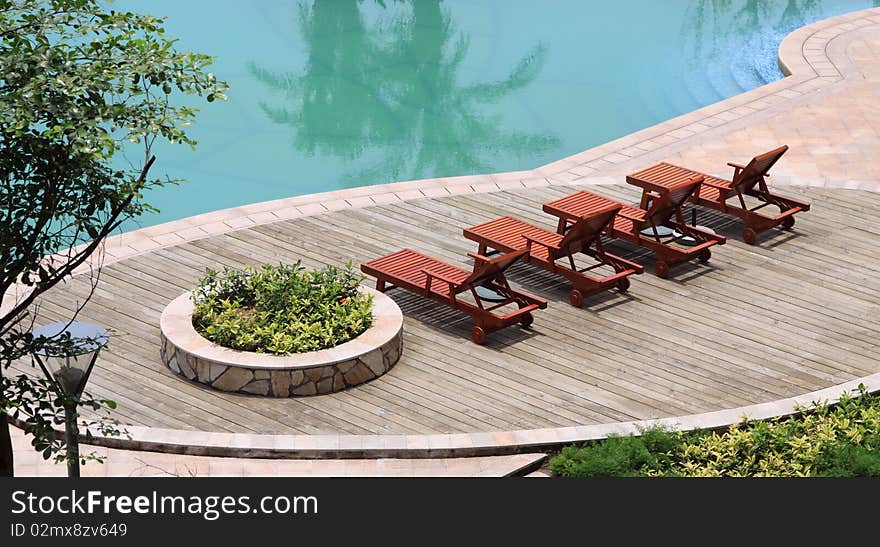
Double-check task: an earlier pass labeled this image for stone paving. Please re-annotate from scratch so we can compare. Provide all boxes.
[7,7,880,472]
[617,18,880,191]
[10,427,545,477]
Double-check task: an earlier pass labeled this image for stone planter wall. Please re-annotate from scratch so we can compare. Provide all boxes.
[159,286,403,396]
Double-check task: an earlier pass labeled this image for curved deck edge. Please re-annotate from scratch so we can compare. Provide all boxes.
[11,372,877,459]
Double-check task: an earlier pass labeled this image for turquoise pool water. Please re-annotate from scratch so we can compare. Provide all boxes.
[121,0,878,229]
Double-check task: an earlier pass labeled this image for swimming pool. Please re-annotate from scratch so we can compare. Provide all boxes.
[121,0,877,229]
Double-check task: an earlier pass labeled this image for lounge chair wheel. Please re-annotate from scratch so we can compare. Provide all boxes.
[698,249,711,263]
[654,261,670,279]
[569,289,584,308]
[782,216,795,229]
[617,278,630,292]
[742,227,757,245]
[520,313,534,328]
[471,326,487,345]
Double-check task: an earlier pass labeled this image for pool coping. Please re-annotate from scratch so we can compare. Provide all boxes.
[6,7,880,458]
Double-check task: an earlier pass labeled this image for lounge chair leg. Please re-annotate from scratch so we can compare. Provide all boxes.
[655,261,670,279]
[376,280,386,292]
[569,289,584,308]
[471,326,487,345]
[743,227,757,245]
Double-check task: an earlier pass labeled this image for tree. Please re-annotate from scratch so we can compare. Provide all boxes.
[0,0,228,476]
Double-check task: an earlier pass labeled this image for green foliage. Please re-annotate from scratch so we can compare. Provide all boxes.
[550,385,880,477]
[1,373,128,465]
[814,444,880,477]
[192,262,373,355]
[549,426,686,477]
[1,0,229,279]
[0,0,227,474]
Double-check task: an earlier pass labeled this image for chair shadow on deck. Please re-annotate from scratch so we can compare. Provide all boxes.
[388,289,544,348]
[692,205,806,248]
[493,261,640,314]
[600,237,722,285]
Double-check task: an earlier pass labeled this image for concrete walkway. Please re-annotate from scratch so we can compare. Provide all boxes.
[10,427,546,477]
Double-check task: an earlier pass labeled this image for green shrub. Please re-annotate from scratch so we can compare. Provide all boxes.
[814,443,880,477]
[549,426,686,477]
[550,385,880,477]
[191,261,373,355]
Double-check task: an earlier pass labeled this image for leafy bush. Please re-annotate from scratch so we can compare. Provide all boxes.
[550,385,880,477]
[191,262,372,355]
[549,426,686,477]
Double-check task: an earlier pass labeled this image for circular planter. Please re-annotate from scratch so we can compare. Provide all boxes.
[159,286,403,397]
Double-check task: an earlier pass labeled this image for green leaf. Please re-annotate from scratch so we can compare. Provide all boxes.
[1,0,221,471]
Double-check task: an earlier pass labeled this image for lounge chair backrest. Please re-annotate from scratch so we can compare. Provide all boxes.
[733,145,788,193]
[555,204,621,255]
[644,175,703,227]
[461,249,528,288]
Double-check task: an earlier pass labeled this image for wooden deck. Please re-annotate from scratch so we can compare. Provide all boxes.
[12,184,880,435]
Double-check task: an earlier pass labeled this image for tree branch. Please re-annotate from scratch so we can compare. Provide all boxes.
[0,156,155,340]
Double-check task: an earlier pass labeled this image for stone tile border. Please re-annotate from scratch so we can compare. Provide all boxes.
[51,372,880,459]
[159,286,403,396]
[5,7,880,458]
[9,421,550,477]
[778,7,880,78]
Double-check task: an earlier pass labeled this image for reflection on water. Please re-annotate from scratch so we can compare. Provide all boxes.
[683,0,838,94]
[248,0,559,185]
[110,0,877,229]
[777,0,823,30]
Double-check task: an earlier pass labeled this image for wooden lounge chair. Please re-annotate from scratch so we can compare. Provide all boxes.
[462,204,643,307]
[543,176,726,278]
[627,145,810,244]
[361,248,547,344]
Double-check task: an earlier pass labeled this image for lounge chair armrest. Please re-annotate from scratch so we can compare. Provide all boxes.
[617,210,646,223]
[728,162,746,179]
[502,286,547,307]
[421,269,459,288]
[466,252,493,264]
[701,179,733,190]
[521,234,559,251]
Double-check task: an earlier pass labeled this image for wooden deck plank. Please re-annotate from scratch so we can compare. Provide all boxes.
[25,186,880,435]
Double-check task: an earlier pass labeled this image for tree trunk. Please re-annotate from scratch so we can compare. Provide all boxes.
[0,412,13,477]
